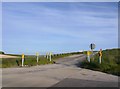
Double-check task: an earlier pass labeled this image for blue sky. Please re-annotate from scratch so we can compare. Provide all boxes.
[2,2,118,54]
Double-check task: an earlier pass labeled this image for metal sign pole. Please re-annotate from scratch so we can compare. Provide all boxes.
[90,43,95,60]
[92,49,94,60]
[99,49,102,64]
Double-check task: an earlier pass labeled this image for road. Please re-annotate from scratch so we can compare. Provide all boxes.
[2,54,119,88]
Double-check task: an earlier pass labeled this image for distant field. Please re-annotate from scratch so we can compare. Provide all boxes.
[1,52,83,68]
[0,54,19,58]
[81,48,120,76]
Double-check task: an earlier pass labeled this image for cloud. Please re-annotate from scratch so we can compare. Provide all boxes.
[2,2,118,54]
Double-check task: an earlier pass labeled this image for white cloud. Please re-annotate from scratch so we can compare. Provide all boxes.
[2,2,118,54]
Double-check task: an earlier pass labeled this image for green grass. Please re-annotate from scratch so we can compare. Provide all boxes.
[81,48,120,76]
[1,52,83,68]
[1,55,53,68]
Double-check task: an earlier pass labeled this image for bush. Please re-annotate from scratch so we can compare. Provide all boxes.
[0,51,4,54]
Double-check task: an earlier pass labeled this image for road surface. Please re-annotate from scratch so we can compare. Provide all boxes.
[2,54,119,88]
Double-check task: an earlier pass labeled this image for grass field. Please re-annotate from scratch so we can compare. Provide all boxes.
[1,52,83,68]
[81,48,120,76]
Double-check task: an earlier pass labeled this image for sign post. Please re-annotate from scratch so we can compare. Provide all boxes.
[22,54,24,67]
[89,43,96,60]
[87,51,90,62]
[98,49,102,64]
[36,52,39,65]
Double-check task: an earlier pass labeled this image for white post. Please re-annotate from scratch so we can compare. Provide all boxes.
[87,55,90,62]
[87,51,90,62]
[22,54,24,67]
[99,56,101,64]
[36,52,39,65]
[22,58,24,67]
[37,55,39,63]
[99,49,102,64]
[49,52,51,62]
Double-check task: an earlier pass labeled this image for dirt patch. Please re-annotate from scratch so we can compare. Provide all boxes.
[0,54,19,58]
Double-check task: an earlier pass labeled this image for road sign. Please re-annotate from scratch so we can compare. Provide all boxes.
[98,49,102,57]
[99,52,102,57]
[90,43,95,50]
[89,43,96,60]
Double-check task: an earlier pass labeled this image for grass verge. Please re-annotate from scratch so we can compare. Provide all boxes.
[81,48,120,76]
[1,52,83,68]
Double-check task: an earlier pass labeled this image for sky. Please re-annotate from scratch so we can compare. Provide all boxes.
[0,2,2,51]
[2,2,118,55]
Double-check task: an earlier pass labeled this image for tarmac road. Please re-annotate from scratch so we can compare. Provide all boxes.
[2,54,119,88]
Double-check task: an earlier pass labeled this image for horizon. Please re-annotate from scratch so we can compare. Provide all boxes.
[1,48,119,55]
[2,2,118,55]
